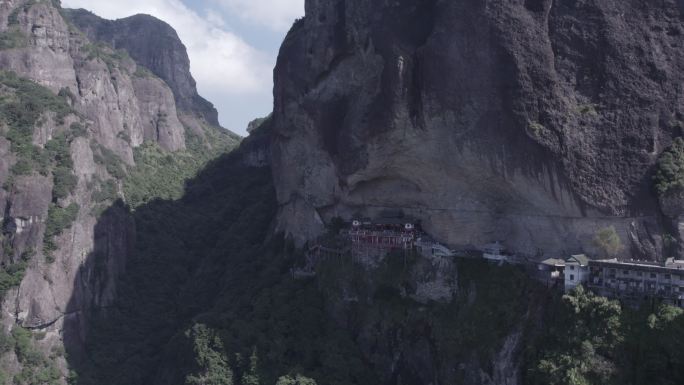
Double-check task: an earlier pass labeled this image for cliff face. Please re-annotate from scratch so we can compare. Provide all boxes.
[0,0,238,378]
[272,0,684,258]
[61,9,221,127]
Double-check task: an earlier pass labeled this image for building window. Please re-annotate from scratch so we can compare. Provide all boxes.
[665,274,671,280]
[570,274,575,281]
[570,266,575,271]
[623,270,629,275]
[637,272,642,277]
[651,273,656,278]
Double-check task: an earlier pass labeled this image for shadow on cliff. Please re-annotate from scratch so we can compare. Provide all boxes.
[58,135,545,385]
[61,143,279,384]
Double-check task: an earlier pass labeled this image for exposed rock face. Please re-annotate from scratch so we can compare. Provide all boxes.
[0,0,236,378]
[272,0,684,259]
[62,9,221,127]
[314,252,535,385]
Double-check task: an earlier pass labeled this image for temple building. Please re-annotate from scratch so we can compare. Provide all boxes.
[348,213,418,251]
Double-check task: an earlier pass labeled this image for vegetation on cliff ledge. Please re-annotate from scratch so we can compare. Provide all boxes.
[0,72,81,269]
[62,142,684,385]
[654,137,684,195]
[0,71,75,182]
[43,203,80,260]
[526,286,684,385]
[122,126,239,208]
[0,326,61,385]
[0,27,28,50]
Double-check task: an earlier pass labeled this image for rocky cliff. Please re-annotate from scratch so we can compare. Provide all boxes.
[0,0,238,380]
[61,8,222,127]
[271,0,684,259]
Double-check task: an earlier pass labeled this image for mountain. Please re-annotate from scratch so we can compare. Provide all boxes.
[0,0,239,381]
[271,0,684,260]
[61,9,221,127]
[1,1,683,385]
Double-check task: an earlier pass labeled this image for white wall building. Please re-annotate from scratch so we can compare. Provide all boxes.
[416,237,455,258]
[482,241,510,262]
[564,254,590,292]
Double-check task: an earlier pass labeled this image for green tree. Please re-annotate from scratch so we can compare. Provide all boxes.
[530,287,622,385]
[593,226,623,258]
[275,374,317,385]
[621,305,684,384]
[654,137,684,194]
[185,324,234,385]
[242,348,260,385]
[43,203,80,257]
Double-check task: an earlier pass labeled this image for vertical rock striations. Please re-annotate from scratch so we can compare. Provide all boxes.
[271,0,684,259]
[0,0,238,379]
[62,8,221,127]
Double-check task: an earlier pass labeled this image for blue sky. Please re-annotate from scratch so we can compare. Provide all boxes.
[61,0,305,136]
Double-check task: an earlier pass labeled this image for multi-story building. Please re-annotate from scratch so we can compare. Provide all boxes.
[564,254,590,292]
[587,258,684,307]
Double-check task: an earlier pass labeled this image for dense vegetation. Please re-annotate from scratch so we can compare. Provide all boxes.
[90,142,126,180]
[0,71,80,293]
[65,138,544,385]
[0,249,31,298]
[14,125,667,385]
[67,150,278,385]
[525,286,684,385]
[43,203,80,260]
[0,70,74,184]
[0,65,239,383]
[0,326,61,385]
[0,72,84,263]
[59,132,684,385]
[80,43,132,73]
[593,226,624,258]
[123,126,239,207]
[0,27,28,50]
[654,137,684,195]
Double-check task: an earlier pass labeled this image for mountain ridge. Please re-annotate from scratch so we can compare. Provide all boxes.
[61,8,223,128]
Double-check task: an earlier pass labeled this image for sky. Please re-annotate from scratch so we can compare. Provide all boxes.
[61,0,305,136]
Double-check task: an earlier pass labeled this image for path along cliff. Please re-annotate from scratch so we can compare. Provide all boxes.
[271,0,684,260]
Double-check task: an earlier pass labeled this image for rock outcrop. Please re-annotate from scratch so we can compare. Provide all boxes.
[271,0,684,259]
[0,0,238,379]
[62,8,221,127]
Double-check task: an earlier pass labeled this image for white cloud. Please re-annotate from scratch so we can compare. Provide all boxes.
[211,0,304,32]
[61,0,272,95]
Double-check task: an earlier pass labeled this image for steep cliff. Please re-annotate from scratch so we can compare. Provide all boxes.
[2,0,683,384]
[61,8,222,127]
[271,0,684,259]
[0,0,238,381]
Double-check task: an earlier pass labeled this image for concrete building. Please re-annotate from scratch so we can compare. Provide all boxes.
[538,258,565,280]
[564,254,590,292]
[482,241,512,263]
[416,237,455,258]
[587,258,684,308]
